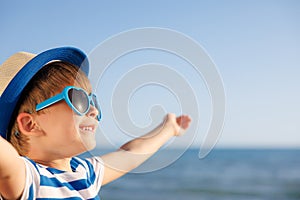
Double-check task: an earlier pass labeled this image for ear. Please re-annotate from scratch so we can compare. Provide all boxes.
[16,113,42,136]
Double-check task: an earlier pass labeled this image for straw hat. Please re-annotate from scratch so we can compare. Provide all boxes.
[0,47,89,140]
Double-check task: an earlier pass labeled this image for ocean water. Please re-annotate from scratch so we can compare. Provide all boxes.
[83,149,300,200]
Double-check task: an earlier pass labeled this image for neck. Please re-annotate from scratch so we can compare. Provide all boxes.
[26,148,74,172]
[31,157,73,172]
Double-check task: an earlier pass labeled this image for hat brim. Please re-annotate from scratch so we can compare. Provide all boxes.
[0,47,89,139]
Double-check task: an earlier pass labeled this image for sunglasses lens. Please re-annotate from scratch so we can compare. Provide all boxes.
[91,95,99,110]
[92,94,101,118]
[92,94,102,120]
[68,88,89,114]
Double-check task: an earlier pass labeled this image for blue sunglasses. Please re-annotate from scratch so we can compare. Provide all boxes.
[36,86,101,121]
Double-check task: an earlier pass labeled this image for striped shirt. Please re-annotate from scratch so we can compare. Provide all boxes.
[1,156,104,200]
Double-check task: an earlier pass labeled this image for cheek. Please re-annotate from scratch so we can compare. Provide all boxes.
[37,103,78,136]
[73,115,97,150]
[38,115,75,138]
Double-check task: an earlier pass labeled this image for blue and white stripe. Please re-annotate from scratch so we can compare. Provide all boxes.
[16,156,104,200]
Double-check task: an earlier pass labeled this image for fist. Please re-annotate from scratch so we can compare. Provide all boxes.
[164,113,192,136]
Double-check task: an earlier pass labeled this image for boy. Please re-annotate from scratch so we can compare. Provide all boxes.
[0,47,191,199]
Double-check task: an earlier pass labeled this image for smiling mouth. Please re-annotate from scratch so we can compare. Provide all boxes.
[79,125,96,133]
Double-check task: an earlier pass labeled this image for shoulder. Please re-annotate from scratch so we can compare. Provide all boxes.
[13,157,40,200]
[21,157,40,178]
[74,157,104,175]
[75,156,104,189]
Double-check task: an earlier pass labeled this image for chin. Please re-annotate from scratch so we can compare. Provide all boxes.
[85,141,97,151]
[80,137,96,151]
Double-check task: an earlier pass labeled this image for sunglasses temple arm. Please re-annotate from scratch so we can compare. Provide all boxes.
[36,93,64,111]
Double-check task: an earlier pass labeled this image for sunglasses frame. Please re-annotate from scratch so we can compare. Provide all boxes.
[36,86,101,121]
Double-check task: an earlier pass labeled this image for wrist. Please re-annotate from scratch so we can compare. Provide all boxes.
[161,117,178,137]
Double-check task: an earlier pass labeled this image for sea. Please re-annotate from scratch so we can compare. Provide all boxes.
[81,148,300,200]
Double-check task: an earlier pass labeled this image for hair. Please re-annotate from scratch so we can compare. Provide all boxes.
[8,61,91,156]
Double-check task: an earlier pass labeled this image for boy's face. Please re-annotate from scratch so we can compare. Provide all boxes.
[34,88,99,157]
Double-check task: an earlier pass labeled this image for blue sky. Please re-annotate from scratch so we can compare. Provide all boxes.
[1,0,300,149]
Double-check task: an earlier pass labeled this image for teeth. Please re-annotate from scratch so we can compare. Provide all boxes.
[81,126,93,131]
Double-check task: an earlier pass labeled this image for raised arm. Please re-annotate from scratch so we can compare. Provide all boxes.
[100,113,191,185]
[0,136,26,199]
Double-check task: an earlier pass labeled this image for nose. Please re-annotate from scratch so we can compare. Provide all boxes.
[87,105,100,120]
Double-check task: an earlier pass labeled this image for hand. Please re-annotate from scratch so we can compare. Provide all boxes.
[164,113,192,136]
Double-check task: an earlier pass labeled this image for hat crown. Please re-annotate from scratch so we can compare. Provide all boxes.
[0,52,36,96]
